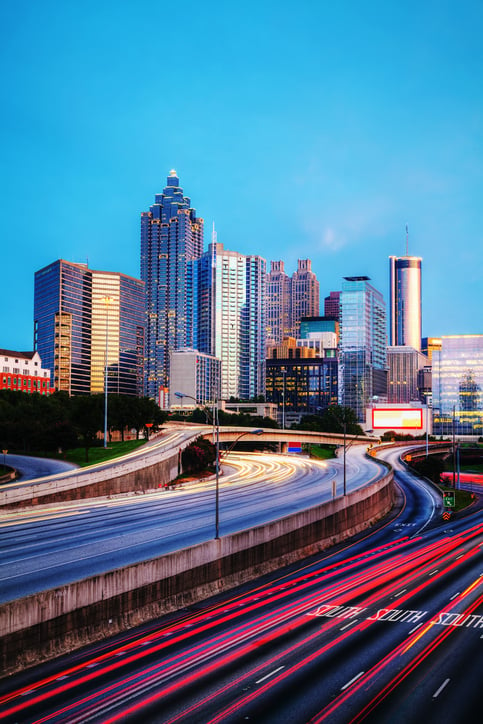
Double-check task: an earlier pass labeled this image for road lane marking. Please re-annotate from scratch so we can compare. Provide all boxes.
[428,569,439,576]
[449,592,460,600]
[433,678,450,698]
[256,666,285,684]
[341,671,364,690]
[408,623,423,634]
[340,620,358,631]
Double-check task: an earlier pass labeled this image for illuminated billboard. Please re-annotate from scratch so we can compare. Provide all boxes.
[372,408,423,430]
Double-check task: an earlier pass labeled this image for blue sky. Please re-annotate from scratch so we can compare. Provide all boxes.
[1,0,482,351]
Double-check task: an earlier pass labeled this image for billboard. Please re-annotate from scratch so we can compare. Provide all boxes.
[372,408,423,430]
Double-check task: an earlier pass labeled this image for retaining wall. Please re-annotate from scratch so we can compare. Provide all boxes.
[0,469,394,674]
[0,448,184,510]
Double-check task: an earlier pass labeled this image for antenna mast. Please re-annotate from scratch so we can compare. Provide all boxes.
[405,224,409,256]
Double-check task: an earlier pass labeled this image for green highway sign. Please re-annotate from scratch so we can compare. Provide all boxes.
[443,490,455,508]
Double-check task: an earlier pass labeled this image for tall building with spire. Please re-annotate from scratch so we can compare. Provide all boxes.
[141,171,204,399]
[196,242,266,400]
[389,231,422,352]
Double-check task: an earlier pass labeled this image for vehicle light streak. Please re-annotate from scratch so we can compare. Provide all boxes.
[3,520,483,723]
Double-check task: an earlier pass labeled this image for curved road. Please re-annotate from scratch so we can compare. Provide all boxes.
[0,447,385,604]
[2,454,77,481]
[1,446,482,723]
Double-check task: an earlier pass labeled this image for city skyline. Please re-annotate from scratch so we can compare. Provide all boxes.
[1,2,482,351]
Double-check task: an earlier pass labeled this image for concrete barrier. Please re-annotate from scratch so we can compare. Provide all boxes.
[0,468,394,674]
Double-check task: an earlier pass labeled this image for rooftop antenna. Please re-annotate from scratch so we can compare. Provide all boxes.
[405,224,409,256]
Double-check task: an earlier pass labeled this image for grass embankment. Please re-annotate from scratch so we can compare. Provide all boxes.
[309,444,337,460]
[437,484,475,513]
[55,440,146,468]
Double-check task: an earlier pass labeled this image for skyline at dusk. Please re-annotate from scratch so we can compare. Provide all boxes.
[1,1,482,351]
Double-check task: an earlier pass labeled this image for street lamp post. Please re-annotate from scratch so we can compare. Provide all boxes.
[102,296,113,449]
[343,421,347,496]
[281,368,287,430]
[175,391,221,539]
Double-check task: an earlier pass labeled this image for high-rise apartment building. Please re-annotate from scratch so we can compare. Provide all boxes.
[291,259,320,336]
[339,276,387,421]
[266,261,291,345]
[34,260,144,396]
[389,255,422,351]
[432,335,483,436]
[141,170,204,399]
[197,242,266,400]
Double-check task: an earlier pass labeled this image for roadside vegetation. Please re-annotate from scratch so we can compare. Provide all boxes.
[0,390,166,463]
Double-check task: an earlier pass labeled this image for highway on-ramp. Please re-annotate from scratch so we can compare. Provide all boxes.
[0,447,385,604]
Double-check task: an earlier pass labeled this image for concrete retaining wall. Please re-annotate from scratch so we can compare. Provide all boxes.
[0,470,394,674]
[0,448,184,510]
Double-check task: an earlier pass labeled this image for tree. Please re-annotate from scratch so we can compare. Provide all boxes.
[181,436,216,473]
[71,395,104,462]
[293,405,363,435]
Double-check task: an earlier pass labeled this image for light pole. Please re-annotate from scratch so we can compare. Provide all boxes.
[343,420,347,496]
[281,368,287,430]
[175,391,221,539]
[102,296,113,449]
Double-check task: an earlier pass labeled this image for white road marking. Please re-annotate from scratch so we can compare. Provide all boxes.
[256,666,285,684]
[449,592,460,600]
[340,620,358,631]
[341,671,364,690]
[433,678,450,698]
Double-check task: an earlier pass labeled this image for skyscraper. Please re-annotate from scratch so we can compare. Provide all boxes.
[266,260,291,345]
[389,255,422,351]
[34,260,144,396]
[324,291,340,320]
[197,242,266,400]
[387,346,427,403]
[291,259,320,336]
[141,170,204,399]
[432,335,483,436]
[339,276,387,421]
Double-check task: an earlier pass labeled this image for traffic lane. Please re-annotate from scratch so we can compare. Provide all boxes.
[0,454,344,603]
[3,453,78,481]
[4,513,482,724]
[0,466,448,723]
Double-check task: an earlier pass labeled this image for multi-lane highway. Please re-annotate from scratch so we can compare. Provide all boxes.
[0,446,384,603]
[0,447,481,723]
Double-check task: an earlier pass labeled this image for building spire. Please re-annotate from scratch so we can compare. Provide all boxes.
[405,224,409,256]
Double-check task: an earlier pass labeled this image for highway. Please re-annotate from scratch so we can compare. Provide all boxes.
[0,446,384,603]
[0,448,482,723]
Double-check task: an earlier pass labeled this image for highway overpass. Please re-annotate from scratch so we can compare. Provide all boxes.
[0,425,379,509]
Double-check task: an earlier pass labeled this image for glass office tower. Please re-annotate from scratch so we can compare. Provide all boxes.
[339,276,387,421]
[432,335,483,436]
[196,242,266,400]
[389,255,422,351]
[34,260,144,396]
[141,170,204,399]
